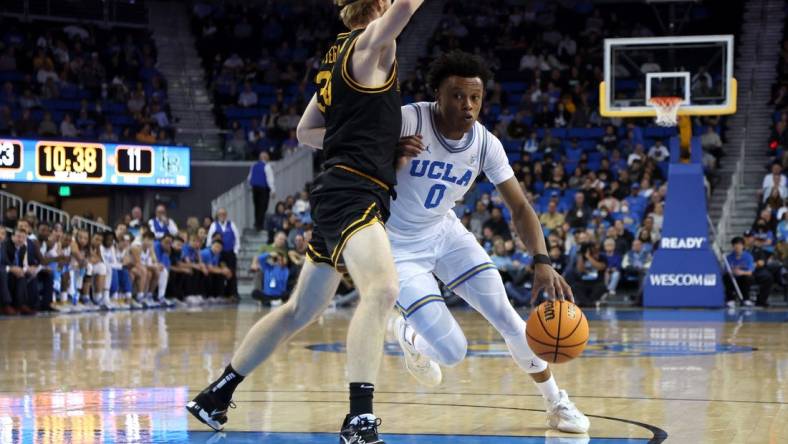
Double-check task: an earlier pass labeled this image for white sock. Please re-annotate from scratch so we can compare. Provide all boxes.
[59,291,68,302]
[158,269,168,299]
[137,292,145,301]
[536,375,561,404]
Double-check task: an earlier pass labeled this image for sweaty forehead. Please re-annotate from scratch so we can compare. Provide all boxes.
[442,76,484,92]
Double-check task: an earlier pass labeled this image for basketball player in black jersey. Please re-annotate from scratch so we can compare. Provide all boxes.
[187,1,424,443]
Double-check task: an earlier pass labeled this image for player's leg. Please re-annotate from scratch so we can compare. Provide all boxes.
[434,226,589,433]
[187,259,342,431]
[449,271,589,433]
[396,271,467,372]
[340,222,399,420]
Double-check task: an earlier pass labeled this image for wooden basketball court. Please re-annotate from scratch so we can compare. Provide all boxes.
[0,306,785,443]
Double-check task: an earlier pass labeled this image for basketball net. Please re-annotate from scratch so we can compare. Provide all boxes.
[649,96,682,127]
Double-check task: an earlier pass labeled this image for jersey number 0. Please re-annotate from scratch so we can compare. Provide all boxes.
[424,184,447,209]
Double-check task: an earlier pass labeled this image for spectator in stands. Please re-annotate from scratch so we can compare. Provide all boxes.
[260,231,288,258]
[622,238,652,304]
[483,207,511,240]
[701,126,723,164]
[743,230,776,307]
[149,204,178,239]
[601,238,622,300]
[571,242,607,307]
[1,206,19,231]
[200,238,232,300]
[127,206,144,239]
[647,139,670,162]
[522,131,538,154]
[238,81,258,108]
[98,122,119,141]
[539,128,562,156]
[566,192,592,230]
[249,151,276,231]
[760,162,787,208]
[38,112,58,136]
[626,144,644,166]
[469,200,490,239]
[601,125,618,152]
[539,200,565,231]
[724,236,755,308]
[19,89,40,110]
[136,123,156,144]
[1,226,35,315]
[250,250,290,304]
[224,122,247,160]
[490,238,516,281]
[207,208,240,299]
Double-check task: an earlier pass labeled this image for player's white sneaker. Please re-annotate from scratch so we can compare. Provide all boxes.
[51,301,72,313]
[545,390,590,434]
[394,316,442,387]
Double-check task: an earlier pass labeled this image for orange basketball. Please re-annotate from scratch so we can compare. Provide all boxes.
[526,300,589,364]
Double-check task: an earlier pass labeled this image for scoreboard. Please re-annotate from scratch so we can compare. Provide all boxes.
[0,138,190,188]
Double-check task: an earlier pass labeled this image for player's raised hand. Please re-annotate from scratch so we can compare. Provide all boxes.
[531,263,575,306]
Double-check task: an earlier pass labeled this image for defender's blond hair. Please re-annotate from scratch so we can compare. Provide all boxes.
[334,0,381,29]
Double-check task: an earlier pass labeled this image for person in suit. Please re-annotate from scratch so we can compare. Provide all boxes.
[0,226,35,315]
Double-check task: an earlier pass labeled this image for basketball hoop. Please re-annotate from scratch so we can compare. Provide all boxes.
[649,96,683,127]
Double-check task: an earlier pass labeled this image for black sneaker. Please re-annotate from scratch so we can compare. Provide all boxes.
[339,414,384,443]
[186,388,235,431]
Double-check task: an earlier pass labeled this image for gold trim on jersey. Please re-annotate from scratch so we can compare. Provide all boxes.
[334,164,390,191]
[331,216,383,266]
[340,36,398,94]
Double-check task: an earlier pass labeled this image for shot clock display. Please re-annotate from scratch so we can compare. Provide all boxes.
[0,138,190,187]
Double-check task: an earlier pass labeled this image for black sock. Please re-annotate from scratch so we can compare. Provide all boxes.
[209,364,245,403]
[349,382,374,417]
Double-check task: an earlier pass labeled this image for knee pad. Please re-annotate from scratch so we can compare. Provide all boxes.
[406,300,467,367]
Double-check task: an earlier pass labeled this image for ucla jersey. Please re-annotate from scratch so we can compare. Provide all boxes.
[387,102,514,243]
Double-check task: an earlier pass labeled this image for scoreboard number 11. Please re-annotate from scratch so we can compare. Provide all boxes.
[116,146,153,176]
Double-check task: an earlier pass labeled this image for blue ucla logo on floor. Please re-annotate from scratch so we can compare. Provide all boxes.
[305,340,755,358]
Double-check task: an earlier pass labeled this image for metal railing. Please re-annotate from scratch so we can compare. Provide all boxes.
[26,201,69,228]
[212,148,315,231]
[0,190,23,221]
[70,216,113,237]
[714,132,746,253]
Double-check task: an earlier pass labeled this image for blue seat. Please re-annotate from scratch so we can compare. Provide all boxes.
[579,140,597,151]
[568,127,604,139]
[566,148,583,161]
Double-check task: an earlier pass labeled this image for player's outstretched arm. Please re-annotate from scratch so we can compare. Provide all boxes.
[355,0,425,52]
[296,94,326,149]
[496,178,574,304]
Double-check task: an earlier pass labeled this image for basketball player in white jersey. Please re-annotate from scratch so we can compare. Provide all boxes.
[389,51,588,433]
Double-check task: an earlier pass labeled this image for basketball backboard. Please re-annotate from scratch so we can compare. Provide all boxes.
[600,35,736,117]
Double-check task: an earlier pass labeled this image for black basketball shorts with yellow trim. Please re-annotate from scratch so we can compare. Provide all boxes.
[306,166,392,270]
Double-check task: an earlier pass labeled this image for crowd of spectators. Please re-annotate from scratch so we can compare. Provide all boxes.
[190,1,335,160]
[0,203,240,316]
[728,24,788,308]
[0,18,173,144]
[184,0,741,307]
